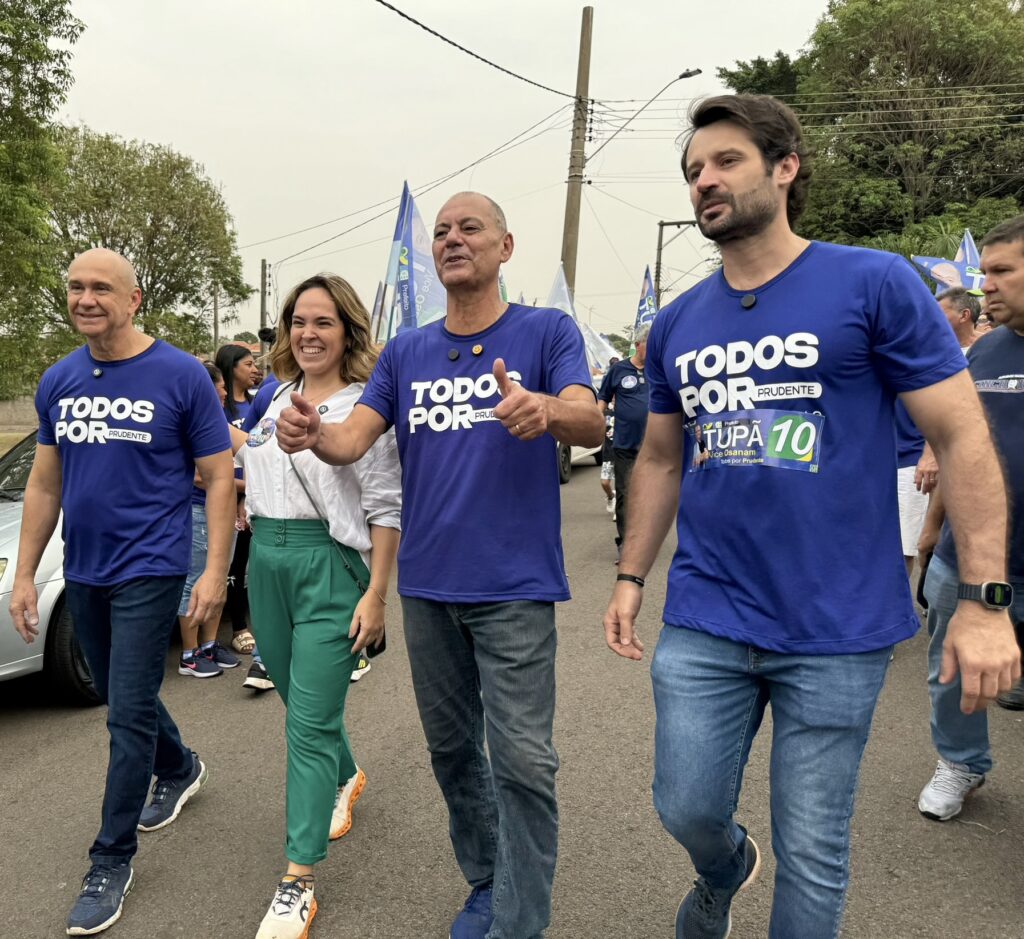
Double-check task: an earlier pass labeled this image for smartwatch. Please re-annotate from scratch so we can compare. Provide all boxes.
[956,581,1014,610]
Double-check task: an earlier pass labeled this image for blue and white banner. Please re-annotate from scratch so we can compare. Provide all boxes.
[635,265,658,328]
[912,230,984,292]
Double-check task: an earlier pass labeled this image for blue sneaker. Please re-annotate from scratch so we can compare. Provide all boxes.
[178,650,222,679]
[202,641,240,669]
[137,752,207,832]
[676,835,760,939]
[450,884,493,939]
[66,863,134,935]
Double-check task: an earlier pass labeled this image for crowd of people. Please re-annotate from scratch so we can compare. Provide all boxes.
[6,91,1023,939]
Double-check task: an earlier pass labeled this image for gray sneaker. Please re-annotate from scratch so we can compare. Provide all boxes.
[137,752,207,831]
[66,863,134,935]
[676,834,761,939]
[918,758,985,821]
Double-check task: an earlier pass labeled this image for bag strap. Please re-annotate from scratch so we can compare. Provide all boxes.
[286,452,367,594]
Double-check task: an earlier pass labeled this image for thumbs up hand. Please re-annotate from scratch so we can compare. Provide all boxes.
[276,392,323,453]
[492,358,548,441]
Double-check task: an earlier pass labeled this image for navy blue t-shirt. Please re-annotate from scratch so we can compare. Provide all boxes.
[646,242,966,654]
[358,304,593,602]
[36,341,231,586]
[893,401,925,469]
[935,326,1024,582]
[598,359,649,451]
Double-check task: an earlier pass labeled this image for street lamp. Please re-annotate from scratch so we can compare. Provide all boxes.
[586,68,702,164]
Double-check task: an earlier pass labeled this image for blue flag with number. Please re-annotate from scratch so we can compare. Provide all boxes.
[635,265,658,328]
[385,182,448,338]
[912,230,984,293]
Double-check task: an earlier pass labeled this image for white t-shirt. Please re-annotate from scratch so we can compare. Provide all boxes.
[237,381,401,561]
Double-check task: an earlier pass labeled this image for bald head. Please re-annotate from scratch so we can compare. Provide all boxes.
[69,248,139,291]
[442,191,507,234]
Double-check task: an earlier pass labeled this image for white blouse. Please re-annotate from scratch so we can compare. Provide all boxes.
[236,381,402,561]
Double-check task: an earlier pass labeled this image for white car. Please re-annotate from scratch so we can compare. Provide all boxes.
[0,431,99,705]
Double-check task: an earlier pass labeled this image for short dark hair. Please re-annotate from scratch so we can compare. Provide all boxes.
[981,215,1024,250]
[936,287,981,325]
[681,94,812,226]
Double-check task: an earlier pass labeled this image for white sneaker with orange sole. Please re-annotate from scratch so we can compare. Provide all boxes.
[255,876,316,939]
[329,767,366,840]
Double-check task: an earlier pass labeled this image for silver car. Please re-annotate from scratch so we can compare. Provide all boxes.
[0,431,98,705]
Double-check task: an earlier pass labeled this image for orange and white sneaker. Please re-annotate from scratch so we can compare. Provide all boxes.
[329,767,366,840]
[255,875,316,939]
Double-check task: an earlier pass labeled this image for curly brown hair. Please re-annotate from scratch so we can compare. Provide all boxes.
[269,274,379,384]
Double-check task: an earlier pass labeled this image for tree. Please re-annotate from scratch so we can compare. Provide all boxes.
[717,52,803,100]
[605,332,631,357]
[232,330,259,344]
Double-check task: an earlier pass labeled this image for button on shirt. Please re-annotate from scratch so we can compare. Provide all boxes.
[598,359,649,451]
[236,382,402,562]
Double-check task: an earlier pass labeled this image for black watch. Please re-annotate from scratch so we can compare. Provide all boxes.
[957,581,1014,610]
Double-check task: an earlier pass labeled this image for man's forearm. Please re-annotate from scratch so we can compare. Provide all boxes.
[15,484,62,581]
[934,429,1007,581]
[619,451,681,576]
[545,397,605,447]
[203,475,237,577]
[312,422,373,467]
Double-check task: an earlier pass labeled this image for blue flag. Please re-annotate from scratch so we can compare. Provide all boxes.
[912,231,984,292]
[635,265,658,328]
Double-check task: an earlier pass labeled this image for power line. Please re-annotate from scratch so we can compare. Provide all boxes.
[582,189,638,284]
[273,105,571,264]
[371,0,577,99]
[588,185,671,219]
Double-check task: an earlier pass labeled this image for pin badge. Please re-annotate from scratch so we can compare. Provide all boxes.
[472,344,483,356]
[448,349,460,361]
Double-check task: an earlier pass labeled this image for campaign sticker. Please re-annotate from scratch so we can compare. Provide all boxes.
[621,375,639,390]
[687,408,824,474]
[247,417,276,447]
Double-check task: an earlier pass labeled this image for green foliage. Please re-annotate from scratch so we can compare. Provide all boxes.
[232,330,259,344]
[605,332,631,357]
[719,0,1024,251]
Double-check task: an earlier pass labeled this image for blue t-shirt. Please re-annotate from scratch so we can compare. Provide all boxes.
[243,375,282,432]
[935,326,1024,582]
[893,401,925,469]
[36,341,231,586]
[598,359,649,451]
[226,396,254,429]
[646,242,966,654]
[358,304,593,602]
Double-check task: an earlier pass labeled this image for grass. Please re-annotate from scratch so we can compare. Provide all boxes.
[0,432,28,457]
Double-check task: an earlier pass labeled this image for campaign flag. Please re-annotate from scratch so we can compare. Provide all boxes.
[912,231,984,292]
[517,291,526,305]
[635,265,658,328]
[385,182,448,338]
[545,263,578,319]
[544,263,613,373]
[498,268,509,302]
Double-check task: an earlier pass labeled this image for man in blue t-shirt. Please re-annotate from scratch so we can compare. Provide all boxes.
[601,96,1020,939]
[598,323,650,559]
[8,248,235,936]
[915,216,1024,822]
[275,191,604,939]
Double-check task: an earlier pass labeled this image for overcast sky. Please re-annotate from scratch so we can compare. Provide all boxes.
[60,0,827,336]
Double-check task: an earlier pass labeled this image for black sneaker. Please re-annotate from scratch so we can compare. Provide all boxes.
[997,679,1024,710]
[202,641,240,669]
[137,752,207,832]
[66,863,134,935]
[350,655,371,682]
[676,835,761,939]
[243,660,275,692]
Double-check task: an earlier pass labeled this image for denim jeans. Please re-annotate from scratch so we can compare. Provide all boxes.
[401,598,559,939]
[651,625,892,939]
[923,555,1024,775]
[65,576,194,866]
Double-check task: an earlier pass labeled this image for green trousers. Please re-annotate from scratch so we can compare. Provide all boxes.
[249,517,366,865]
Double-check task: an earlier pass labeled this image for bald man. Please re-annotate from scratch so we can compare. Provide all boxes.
[9,248,236,936]
[276,192,604,939]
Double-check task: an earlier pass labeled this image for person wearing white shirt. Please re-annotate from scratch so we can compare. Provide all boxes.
[237,274,401,939]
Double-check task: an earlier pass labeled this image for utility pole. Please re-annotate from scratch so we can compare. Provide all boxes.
[259,259,269,356]
[654,220,698,307]
[212,284,219,349]
[559,6,593,296]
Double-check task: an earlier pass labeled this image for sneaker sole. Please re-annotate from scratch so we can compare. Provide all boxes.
[329,769,366,840]
[67,870,134,935]
[243,676,276,691]
[137,761,208,832]
[178,665,222,678]
[349,664,371,682]
[675,836,761,939]
[919,778,985,821]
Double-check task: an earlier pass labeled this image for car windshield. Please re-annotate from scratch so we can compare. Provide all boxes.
[0,431,37,502]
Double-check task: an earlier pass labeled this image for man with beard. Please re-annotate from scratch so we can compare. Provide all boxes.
[603,95,1019,939]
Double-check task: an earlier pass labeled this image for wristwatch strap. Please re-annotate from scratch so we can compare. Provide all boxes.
[616,573,645,588]
[956,583,982,602]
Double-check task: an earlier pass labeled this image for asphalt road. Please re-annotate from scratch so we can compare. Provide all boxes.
[2,462,1023,938]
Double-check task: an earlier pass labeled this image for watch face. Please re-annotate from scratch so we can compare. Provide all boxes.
[984,582,1013,608]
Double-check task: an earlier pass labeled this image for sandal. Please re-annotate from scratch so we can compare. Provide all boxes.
[231,630,256,654]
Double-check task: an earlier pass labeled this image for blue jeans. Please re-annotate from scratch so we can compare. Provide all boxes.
[651,625,892,939]
[65,576,195,866]
[401,598,559,939]
[924,555,1024,774]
